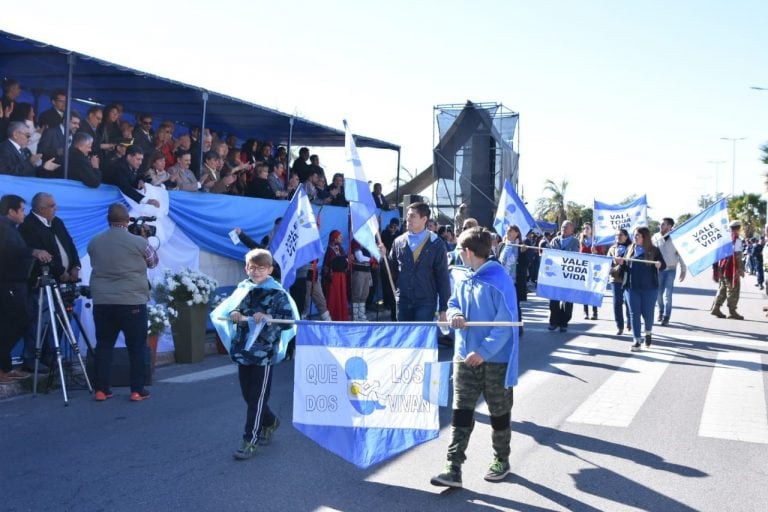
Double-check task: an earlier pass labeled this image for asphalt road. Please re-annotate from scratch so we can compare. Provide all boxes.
[2,269,766,512]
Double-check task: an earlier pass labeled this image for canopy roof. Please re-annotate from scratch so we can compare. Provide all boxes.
[0,30,399,150]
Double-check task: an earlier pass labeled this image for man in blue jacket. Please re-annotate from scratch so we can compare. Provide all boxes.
[384,202,450,322]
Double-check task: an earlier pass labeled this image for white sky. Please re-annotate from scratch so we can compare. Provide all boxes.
[3,0,767,219]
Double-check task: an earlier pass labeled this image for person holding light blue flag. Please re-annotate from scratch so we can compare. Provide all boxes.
[493,178,536,238]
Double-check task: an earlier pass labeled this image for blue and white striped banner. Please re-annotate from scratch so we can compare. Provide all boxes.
[536,248,612,306]
[293,322,439,468]
[669,198,733,276]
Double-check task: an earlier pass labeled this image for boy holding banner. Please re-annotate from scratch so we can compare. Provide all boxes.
[430,227,519,488]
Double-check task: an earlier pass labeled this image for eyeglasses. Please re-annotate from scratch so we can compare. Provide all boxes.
[246,265,271,273]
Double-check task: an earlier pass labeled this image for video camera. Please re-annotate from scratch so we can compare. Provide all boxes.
[128,216,157,237]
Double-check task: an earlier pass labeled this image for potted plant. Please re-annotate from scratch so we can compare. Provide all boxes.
[153,268,218,363]
[146,303,177,368]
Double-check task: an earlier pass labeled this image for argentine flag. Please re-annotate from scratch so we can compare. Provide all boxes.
[493,178,536,237]
[669,198,733,276]
[536,248,612,306]
[344,120,380,258]
[293,322,439,469]
[593,195,648,246]
[269,186,324,289]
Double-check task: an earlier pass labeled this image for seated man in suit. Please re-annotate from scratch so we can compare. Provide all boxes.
[103,145,160,207]
[0,122,60,176]
[66,132,102,188]
[18,192,81,372]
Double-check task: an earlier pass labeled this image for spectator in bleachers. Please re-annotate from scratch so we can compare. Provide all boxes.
[199,149,222,191]
[372,182,390,210]
[154,124,176,168]
[0,121,60,176]
[38,110,80,163]
[0,78,21,141]
[167,150,199,192]
[102,137,131,170]
[174,133,191,155]
[145,150,173,188]
[313,175,332,205]
[97,104,122,149]
[328,172,348,206]
[286,172,300,200]
[119,120,133,139]
[310,154,325,180]
[104,145,160,207]
[133,113,155,155]
[191,132,213,178]
[256,141,274,169]
[240,138,258,166]
[210,167,238,195]
[37,89,67,129]
[246,163,276,199]
[66,132,102,188]
[268,162,290,199]
[275,146,288,169]
[225,133,238,150]
[292,146,311,182]
[9,103,41,155]
[78,107,116,157]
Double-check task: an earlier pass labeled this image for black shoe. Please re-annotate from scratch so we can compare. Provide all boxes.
[591,314,598,320]
[645,334,652,347]
[584,314,589,320]
[559,327,567,333]
[616,328,623,335]
[547,325,557,331]
[657,315,663,323]
[431,464,462,488]
[631,342,642,352]
[661,316,670,326]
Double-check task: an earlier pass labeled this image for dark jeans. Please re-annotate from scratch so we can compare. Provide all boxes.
[397,298,436,322]
[94,304,148,393]
[239,363,275,443]
[626,288,656,340]
[0,284,30,372]
[611,282,630,330]
[757,258,764,286]
[549,300,573,328]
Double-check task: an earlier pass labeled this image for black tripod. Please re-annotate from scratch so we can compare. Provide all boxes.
[32,266,93,405]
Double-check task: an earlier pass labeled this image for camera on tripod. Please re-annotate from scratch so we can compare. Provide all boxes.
[128,216,157,237]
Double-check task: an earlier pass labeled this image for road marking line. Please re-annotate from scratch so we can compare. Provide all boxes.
[159,365,236,383]
[566,347,680,427]
[586,329,766,349]
[699,351,768,444]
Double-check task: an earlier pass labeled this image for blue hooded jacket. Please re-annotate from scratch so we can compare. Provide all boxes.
[447,260,520,387]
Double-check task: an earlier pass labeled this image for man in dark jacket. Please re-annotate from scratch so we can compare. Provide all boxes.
[103,145,160,207]
[66,132,102,188]
[0,122,60,176]
[383,202,451,322]
[38,111,80,165]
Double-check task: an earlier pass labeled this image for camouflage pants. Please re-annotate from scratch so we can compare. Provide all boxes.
[446,361,514,465]
[713,277,741,313]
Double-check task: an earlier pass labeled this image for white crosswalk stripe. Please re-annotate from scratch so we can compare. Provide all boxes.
[566,346,680,427]
[699,350,768,444]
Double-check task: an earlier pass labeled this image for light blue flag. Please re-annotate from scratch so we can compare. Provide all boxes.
[422,361,451,407]
[536,248,612,307]
[668,198,733,276]
[293,322,439,469]
[269,186,324,289]
[593,195,648,246]
[344,120,380,258]
[493,178,536,237]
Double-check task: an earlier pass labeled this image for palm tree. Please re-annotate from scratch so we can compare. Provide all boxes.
[535,179,568,226]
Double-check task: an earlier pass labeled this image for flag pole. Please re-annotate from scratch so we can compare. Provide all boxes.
[219,317,522,327]
[376,230,398,309]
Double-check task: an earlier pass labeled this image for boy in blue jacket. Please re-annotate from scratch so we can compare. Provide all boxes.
[430,227,519,488]
[212,248,298,460]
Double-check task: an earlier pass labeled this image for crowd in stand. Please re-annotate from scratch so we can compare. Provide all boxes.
[0,78,361,206]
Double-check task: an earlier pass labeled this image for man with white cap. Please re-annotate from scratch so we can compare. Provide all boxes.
[711,220,745,320]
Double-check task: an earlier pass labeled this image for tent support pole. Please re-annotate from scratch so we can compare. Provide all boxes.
[287,116,294,166]
[62,53,76,180]
[395,148,401,209]
[198,91,208,178]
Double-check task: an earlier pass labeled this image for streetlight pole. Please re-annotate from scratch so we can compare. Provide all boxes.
[720,137,746,196]
[707,160,725,197]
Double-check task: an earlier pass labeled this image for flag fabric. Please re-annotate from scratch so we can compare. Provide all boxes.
[422,361,451,407]
[493,178,537,237]
[593,195,648,246]
[536,248,612,307]
[344,120,380,258]
[268,186,324,289]
[668,198,733,276]
[293,322,439,469]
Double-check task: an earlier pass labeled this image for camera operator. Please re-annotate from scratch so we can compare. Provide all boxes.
[0,195,52,383]
[88,203,158,402]
[18,191,81,373]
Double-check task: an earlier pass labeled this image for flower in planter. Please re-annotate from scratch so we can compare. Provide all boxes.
[153,267,219,310]
[147,303,178,336]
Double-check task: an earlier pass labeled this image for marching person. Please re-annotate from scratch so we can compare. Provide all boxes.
[88,203,158,401]
[607,229,631,335]
[711,220,745,320]
[548,220,580,332]
[430,227,518,488]
[652,217,687,326]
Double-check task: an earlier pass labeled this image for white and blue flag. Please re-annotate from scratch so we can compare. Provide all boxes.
[493,178,536,237]
[536,248,612,307]
[422,361,451,407]
[269,186,324,289]
[344,120,380,258]
[293,322,439,469]
[594,195,648,246]
[669,198,733,276]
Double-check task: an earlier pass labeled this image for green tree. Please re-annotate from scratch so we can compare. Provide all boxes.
[761,142,768,192]
[566,202,591,228]
[676,213,693,226]
[728,193,766,237]
[534,179,568,226]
